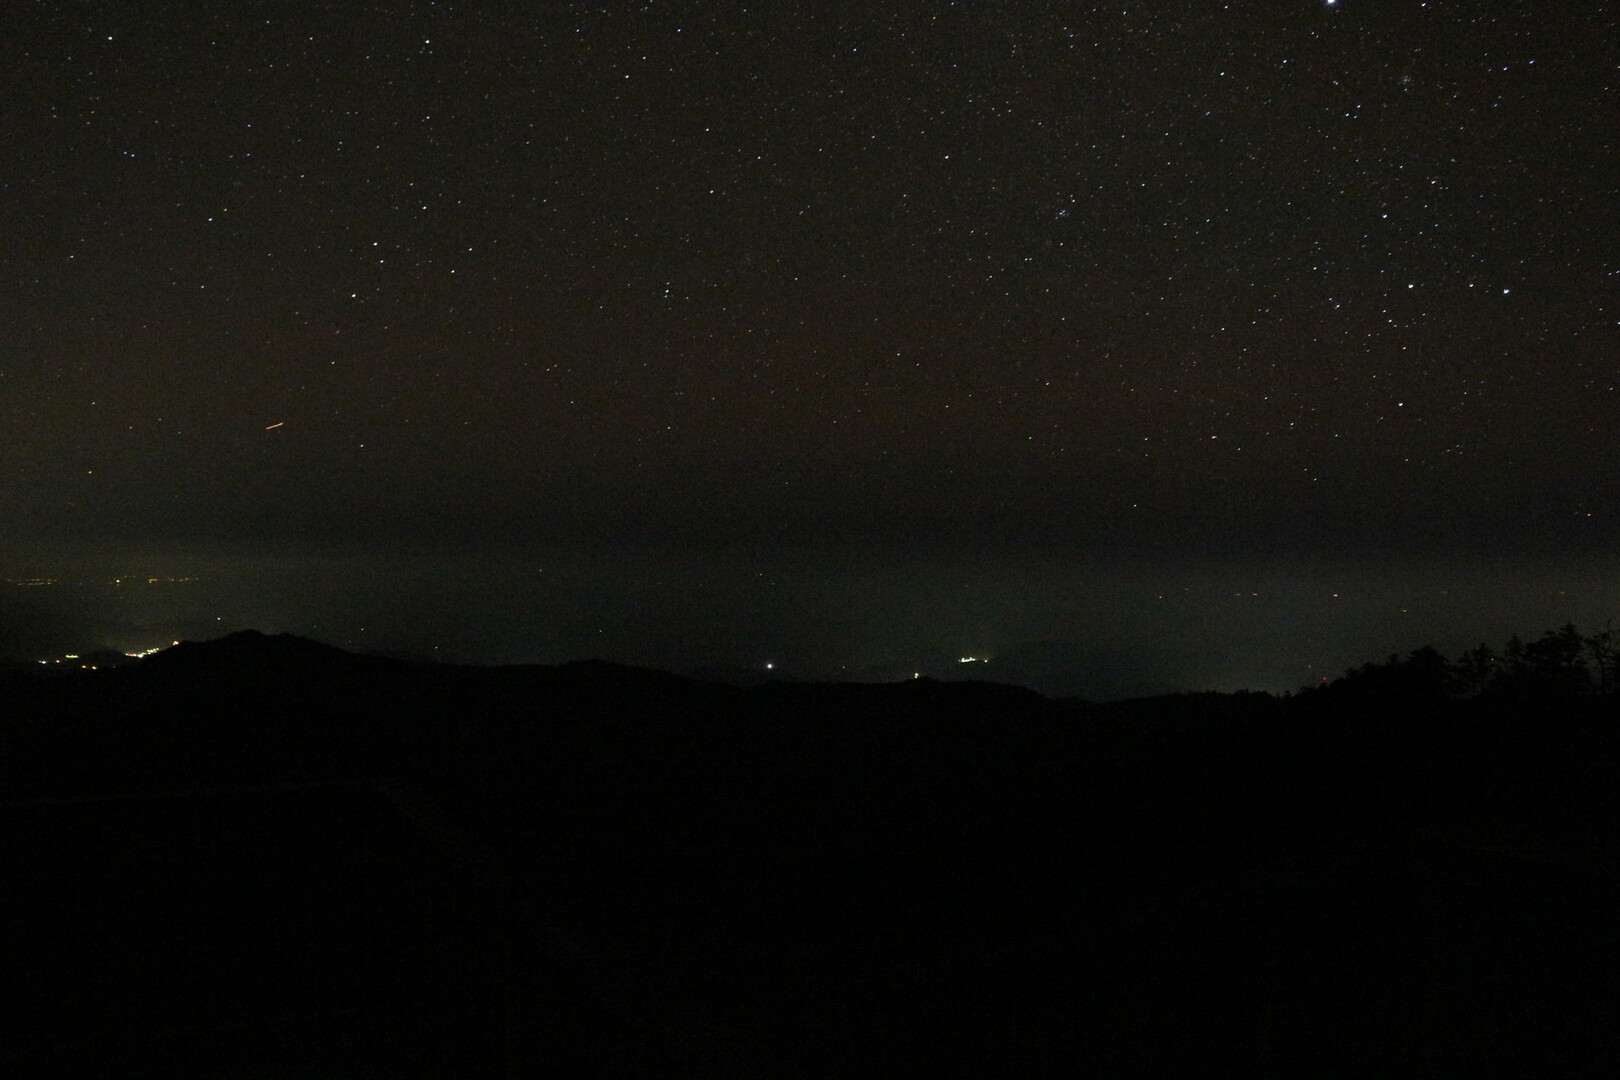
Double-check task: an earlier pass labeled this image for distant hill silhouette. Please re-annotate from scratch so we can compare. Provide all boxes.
[3,630,1616,1076]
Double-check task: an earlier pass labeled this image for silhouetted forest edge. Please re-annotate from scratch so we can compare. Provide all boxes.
[3,627,1616,1077]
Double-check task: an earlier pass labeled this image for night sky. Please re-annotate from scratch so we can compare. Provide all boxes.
[4,1,1616,695]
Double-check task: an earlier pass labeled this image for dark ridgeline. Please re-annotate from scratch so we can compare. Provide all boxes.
[2,629,1616,1077]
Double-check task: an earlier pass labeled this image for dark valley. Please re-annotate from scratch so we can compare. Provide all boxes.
[3,629,1617,1076]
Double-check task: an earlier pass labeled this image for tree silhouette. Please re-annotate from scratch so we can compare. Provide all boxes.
[1448,642,1499,699]
[1584,622,1617,696]
[1320,645,1451,705]
[1497,624,1592,700]
[1319,623,1617,707]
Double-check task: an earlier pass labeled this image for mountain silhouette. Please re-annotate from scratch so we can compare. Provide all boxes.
[3,630,1615,1076]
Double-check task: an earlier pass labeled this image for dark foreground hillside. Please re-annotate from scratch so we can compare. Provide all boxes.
[3,631,1616,1076]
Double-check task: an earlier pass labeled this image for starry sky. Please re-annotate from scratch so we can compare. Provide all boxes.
[3,1,1616,693]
